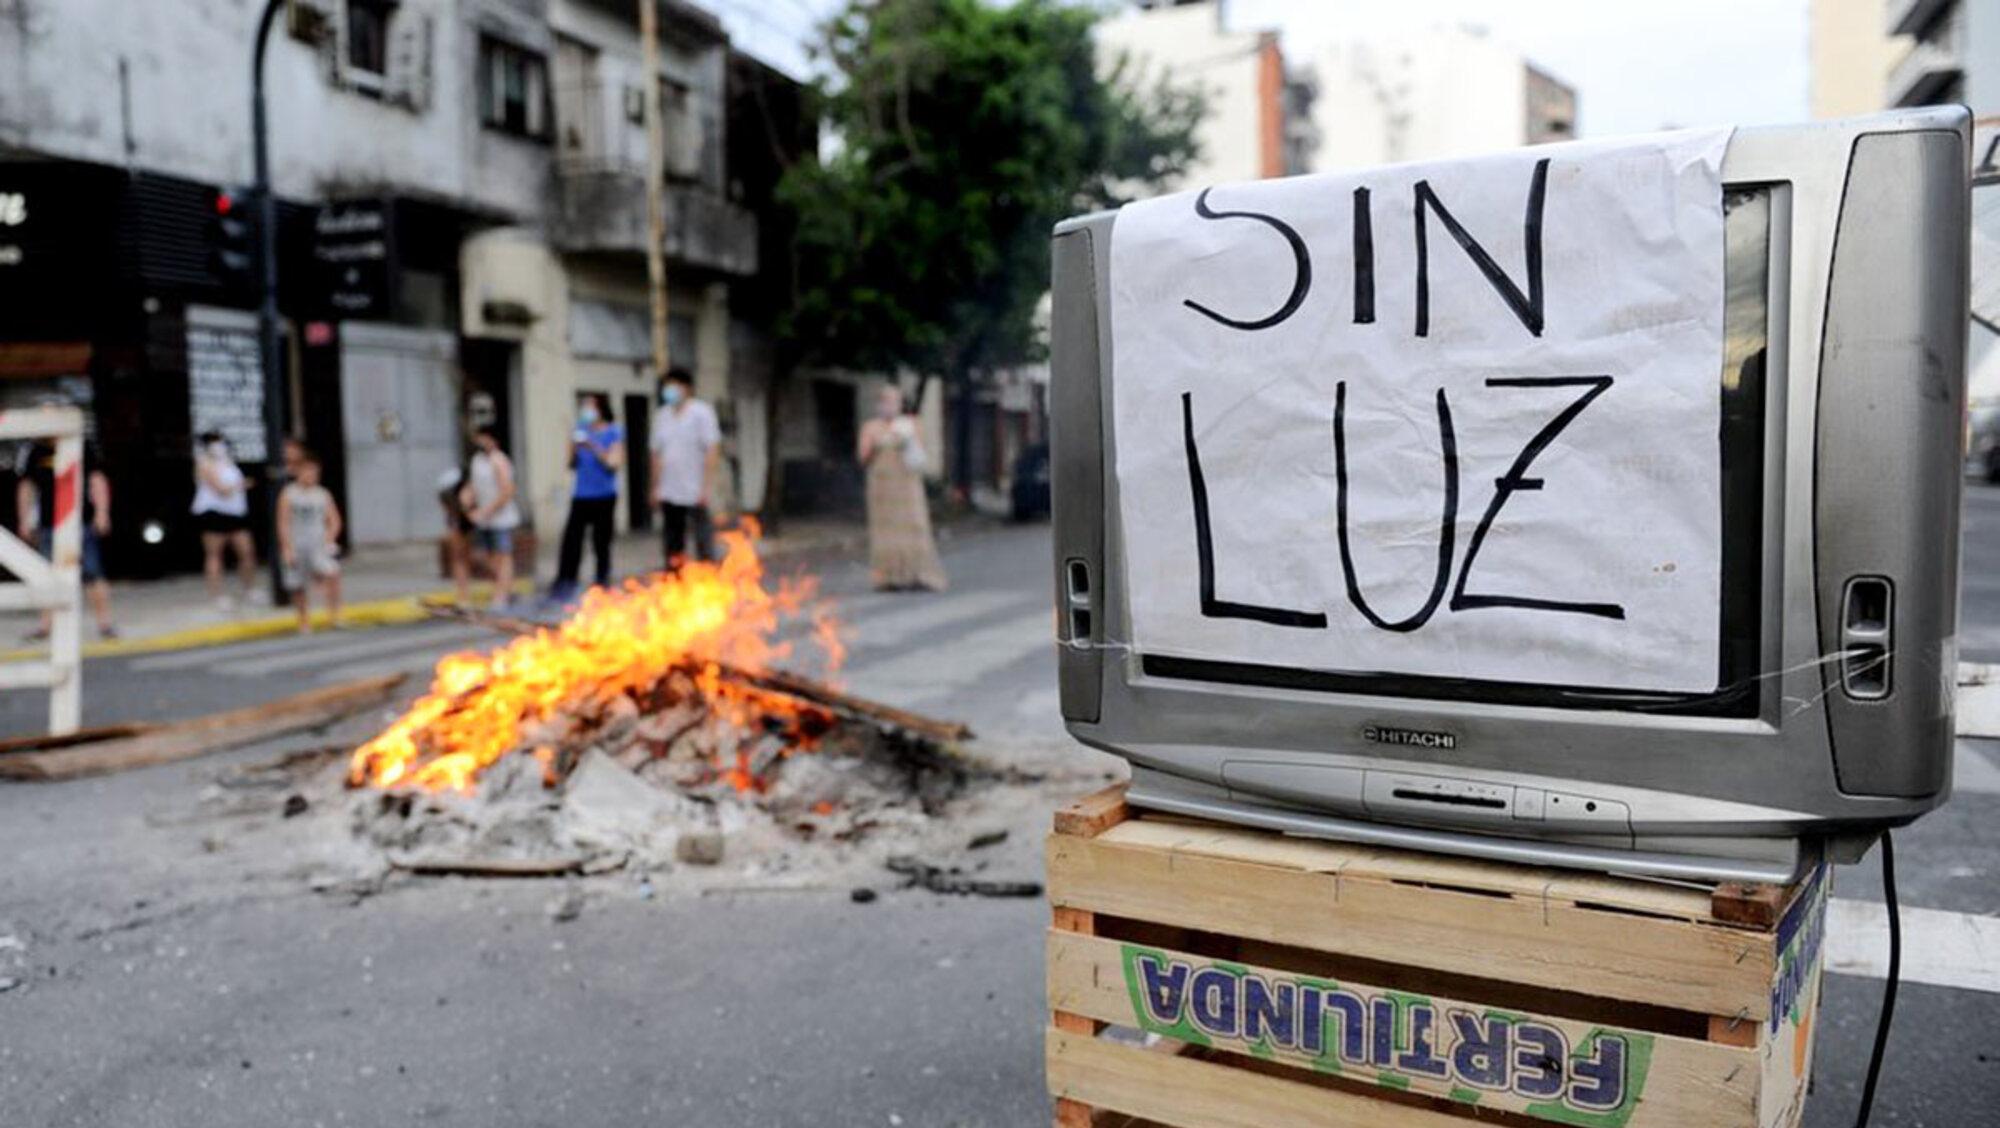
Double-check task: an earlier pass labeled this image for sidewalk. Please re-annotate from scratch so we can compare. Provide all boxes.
[0,518,868,660]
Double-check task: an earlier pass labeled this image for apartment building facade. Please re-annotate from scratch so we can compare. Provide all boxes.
[1306,23,1576,174]
[0,0,800,570]
[1885,0,2000,111]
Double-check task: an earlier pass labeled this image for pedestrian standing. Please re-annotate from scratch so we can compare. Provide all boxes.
[858,385,946,592]
[15,441,117,640]
[552,393,623,598]
[436,462,473,606]
[191,432,258,609]
[276,448,342,632]
[649,368,721,568]
[461,425,521,608]
[276,449,343,633]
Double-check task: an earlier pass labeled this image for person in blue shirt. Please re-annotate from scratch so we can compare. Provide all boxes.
[552,393,624,598]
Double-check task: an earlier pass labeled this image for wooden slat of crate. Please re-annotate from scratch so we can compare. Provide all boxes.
[1047,930,1759,1128]
[1048,1028,1474,1128]
[1047,825,1775,1018]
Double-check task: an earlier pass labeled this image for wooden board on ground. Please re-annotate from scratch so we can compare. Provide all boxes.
[427,601,974,743]
[0,721,156,756]
[0,674,407,781]
[1044,783,1828,1128]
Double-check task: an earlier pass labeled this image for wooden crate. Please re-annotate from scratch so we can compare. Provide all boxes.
[1045,785,1828,1128]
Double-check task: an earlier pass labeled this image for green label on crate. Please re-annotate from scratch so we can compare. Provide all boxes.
[1118,943,1656,1127]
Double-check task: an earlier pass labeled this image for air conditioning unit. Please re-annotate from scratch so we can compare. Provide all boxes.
[286,0,337,44]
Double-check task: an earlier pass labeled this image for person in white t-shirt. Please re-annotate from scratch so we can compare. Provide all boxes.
[648,368,721,567]
[191,431,257,610]
[460,426,521,608]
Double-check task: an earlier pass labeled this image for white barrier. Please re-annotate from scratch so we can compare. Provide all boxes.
[0,406,83,735]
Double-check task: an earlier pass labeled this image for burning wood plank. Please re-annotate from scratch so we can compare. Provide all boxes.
[422,601,974,745]
[714,663,972,745]
[0,674,407,782]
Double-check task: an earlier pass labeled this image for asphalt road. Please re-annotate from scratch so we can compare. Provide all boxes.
[2,510,1998,1126]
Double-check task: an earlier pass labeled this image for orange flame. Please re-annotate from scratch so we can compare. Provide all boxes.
[348,523,843,794]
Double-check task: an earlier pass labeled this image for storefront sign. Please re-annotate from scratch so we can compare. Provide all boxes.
[312,199,397,318]
[0,163,121,312]
[0,191,30,269]
[185,305,267,461]
[1117,942,1652,1125]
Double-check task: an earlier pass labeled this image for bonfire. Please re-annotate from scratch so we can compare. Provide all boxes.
[349,523,846,794]
[343,525,979,873]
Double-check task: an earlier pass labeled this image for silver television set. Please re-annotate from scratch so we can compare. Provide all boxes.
[1049,107,1974,882]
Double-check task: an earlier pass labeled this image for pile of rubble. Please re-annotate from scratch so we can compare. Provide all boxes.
[304,531,1046,893]
[348,678,988,880]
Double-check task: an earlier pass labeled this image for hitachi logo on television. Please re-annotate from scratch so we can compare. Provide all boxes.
[1362,725,1458,750]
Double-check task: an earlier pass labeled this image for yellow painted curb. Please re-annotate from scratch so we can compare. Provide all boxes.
[0,582,533,663]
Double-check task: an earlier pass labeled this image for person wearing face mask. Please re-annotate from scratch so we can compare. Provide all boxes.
[648,368,721,568]
[858,384,946,592]
[190,431,258,610]
[551,393,624,600]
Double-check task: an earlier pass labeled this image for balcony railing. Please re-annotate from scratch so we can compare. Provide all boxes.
[1886,3,1966,106]
[1885,0,1954,37]
[549,77,753,275]
[554,77,718,187]
[551,172,758,276]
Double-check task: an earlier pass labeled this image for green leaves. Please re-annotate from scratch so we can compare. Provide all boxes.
[779,0,1202,386]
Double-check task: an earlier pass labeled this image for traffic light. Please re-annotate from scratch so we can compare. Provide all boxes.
[210,185,258,295]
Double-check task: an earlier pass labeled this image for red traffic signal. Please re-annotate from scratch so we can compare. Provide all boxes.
[211,186,257,290]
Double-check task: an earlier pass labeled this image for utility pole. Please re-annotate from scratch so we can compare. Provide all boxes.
[639,0,671,380]
[251,0,290,603]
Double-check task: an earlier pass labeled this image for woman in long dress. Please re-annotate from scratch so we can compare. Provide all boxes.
[859,386,947,592]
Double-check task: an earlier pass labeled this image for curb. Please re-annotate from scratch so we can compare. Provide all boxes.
[0,582,531,663]
[2,522,909,663]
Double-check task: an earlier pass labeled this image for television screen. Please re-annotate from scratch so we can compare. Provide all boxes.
[1050,108,1972,881]
[1136,185,1772,719]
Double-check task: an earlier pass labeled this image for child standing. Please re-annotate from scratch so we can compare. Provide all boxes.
[278,450,344,632]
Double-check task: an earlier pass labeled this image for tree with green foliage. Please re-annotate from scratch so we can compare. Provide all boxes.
[779,0,1203,489]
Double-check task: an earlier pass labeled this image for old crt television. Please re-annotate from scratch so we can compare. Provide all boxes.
[1049,107,1973,882]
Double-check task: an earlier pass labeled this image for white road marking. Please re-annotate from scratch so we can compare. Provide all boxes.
[834,590,1037,652]
[211,627,491,678]
[314,648,467,687]
[129,630,336,672]
[1956,741,2000,796]
[1957,677,2000,738]
[846,610,1053,700]
[1826,899,2000,994]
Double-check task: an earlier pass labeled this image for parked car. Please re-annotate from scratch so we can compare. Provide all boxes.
[1010,442,1050,521]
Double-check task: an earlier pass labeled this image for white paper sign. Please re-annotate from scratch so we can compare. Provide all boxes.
[1110,130,1732,693]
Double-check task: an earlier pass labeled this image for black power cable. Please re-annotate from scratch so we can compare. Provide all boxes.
[1853,830,1901,1128]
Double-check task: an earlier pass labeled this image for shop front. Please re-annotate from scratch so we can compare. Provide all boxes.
[0,158,261,578]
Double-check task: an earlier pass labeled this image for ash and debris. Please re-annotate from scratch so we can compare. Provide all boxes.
[181,705,1081,907]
